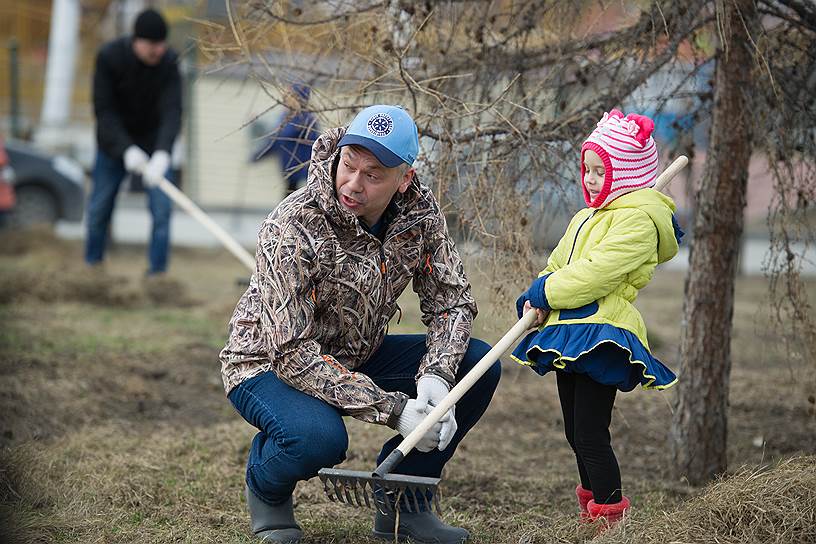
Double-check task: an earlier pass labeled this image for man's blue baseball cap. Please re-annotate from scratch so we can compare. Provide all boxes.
[337,105,419,168]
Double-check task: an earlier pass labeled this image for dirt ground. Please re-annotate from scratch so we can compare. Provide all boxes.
[1,230,814,544]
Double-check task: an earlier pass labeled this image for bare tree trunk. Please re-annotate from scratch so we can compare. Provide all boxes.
[670,0,758,485]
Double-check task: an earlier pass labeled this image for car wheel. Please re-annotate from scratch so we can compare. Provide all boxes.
[7,185,59,228]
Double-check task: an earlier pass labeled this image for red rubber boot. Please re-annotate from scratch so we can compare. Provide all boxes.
[587,496,630,529]
[575,485,594,521]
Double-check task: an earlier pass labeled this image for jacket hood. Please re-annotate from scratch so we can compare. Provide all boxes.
[606,188,679,264]
[306,127,423,231]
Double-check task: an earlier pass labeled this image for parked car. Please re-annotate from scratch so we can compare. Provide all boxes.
[4,138,85,228]
[0,138,16,226]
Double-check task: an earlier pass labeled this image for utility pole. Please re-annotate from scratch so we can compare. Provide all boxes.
[36,0,81,152]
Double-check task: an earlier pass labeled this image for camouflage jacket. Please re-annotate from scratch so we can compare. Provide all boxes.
[219,127,477,427]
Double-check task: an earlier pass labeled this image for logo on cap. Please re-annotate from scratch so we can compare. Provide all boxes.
[367,113,393,137]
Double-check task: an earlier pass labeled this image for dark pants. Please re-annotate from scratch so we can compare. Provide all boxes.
[84,150,174,274]
[228,334,501,505]
[556,370,622,504]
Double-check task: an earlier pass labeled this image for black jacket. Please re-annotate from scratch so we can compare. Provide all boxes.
[93,36,182,158]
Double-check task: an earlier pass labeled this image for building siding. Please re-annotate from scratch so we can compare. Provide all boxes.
[190,75,286,209]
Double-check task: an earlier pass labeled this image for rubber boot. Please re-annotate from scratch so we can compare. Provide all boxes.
[373,495,469,544]
[575,485,594,522]
[245,485,302,543]
[587,495,630,529]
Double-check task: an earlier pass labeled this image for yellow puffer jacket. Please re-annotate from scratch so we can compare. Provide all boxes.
[537,188,679,349]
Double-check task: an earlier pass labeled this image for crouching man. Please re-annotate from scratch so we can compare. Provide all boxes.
[220,105,501,544]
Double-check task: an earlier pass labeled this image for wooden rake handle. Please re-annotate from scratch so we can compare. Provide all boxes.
[375,311,538,476]
[156,176,256,271]
[655,155,688,193]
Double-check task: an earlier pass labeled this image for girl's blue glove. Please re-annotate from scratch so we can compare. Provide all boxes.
[515,274,551,318]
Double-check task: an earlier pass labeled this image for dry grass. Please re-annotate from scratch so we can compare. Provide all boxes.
[0,229,196,307]
[1,230,815,543]
[599,456,816,544]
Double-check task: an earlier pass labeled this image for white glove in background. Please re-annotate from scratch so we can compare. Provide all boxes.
[142,150,170,188]
[395,399,442,453]
[123,145,149,174]
[415,374,457,451]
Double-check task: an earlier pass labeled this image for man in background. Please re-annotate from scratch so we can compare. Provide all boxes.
[85,8,182,275]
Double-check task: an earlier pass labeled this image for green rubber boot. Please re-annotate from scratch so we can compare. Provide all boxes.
[373,508,469,543]
[244,485,302,543]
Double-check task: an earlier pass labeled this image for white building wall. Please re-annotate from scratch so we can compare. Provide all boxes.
[191,75,287,209]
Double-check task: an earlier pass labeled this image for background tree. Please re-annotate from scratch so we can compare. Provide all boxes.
[669,0,758,484]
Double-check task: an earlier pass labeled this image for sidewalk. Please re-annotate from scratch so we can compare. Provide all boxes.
[56,193,816,277]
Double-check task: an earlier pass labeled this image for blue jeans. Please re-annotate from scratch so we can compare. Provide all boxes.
[228,334,501,506]
[84,149,174,273]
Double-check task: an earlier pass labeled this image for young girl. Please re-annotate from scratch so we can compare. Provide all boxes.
[511,109,682,525]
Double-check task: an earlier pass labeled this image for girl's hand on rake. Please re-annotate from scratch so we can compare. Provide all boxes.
[523,301,548,328]
[516,275,550,325]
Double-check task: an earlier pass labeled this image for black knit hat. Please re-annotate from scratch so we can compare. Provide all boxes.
[133,9,167,42]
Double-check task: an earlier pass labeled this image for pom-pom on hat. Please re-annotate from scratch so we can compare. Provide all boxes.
[134,9,168,42]
[581,109,659,208]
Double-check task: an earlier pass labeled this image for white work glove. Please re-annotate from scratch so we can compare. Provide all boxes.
[395,399,442,453]
[437,405,457,451]
[123,145,149,174]
[142,150,170,188]
[415,374,458,451]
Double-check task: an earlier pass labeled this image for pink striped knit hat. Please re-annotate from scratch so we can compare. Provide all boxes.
[581,109,659,208]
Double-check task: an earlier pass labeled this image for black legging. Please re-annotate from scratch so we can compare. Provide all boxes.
[556,369,622,504]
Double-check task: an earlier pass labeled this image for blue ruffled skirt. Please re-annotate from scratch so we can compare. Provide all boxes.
[510,323,677,392]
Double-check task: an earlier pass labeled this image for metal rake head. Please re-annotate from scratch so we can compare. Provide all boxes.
[317,468,441,514]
